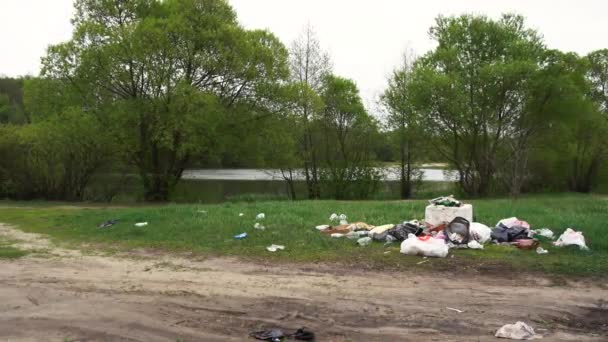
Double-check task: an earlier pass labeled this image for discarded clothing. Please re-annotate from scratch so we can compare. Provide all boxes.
[266,244,285,252]
[98,219,119,228]
[495,321,541,340]
[401,234,449,258]
[469,222,492,243]
[347,222,374,231]
[321,225,352,235]
[321,222,373,236]
[369,224,395,241]
[491,225,530,243]
[444,217,470,245]
[554,228,589,250]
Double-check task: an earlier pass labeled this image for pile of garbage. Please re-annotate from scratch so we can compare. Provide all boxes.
[315,196,590,258]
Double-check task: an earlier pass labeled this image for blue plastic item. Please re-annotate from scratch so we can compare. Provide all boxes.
[234,233,248,239]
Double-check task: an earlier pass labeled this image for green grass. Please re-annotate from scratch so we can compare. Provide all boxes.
[0,240,28,259]
[0,193,606,277]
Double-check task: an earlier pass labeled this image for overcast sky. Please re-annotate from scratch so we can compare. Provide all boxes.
[1,0,607,107]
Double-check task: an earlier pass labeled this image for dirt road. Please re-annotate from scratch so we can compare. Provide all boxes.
[0,224,606,341]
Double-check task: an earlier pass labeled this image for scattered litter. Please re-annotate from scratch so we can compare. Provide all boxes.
[357,237,372,246]
[429,195,462,207]
[134,222,148,227]
[470,222,492,243]
[315,225,330,231]
[329,213,348,224]
[467,240,484,250]
[495,321,542,340]
[98,219,119,228]
[234,233,248,240]
[249,328,284,341]
[249,327,315,341]
[417,259,429,265]
[514,239,539,250]
[401,234,449,258]
[254,222,266,230]
[554,228,589,250]
[290,327,315,341]
[256,213,265,220]
[346,231,369,239]
[239,213,244,217]
[445,217,470,245]
[446,307,464,313]
[536,247,549,255]
[497,217,531,230]
[533,228,554,239]
[331,233,345,238]
[384,251,391,255]
[266,244,285,252]
[492,225,530,243]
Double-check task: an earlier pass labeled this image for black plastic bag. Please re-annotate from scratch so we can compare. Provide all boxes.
[491,224,529,243]
[387,222,423,241]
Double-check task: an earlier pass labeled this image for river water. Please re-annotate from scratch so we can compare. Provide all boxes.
[182,168,457,182]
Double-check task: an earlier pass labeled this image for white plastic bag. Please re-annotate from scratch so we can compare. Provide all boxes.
[256,213,265,220]
[400,234,449,258]
[469,222,492,243]
[254,222,266,230]
[497,217,530,229]
[266,244,285,252]
[357,237,372,246]
[495,321,541,340]
[534,228,554,239]
[554,228,589,250]
[467,240,484,250]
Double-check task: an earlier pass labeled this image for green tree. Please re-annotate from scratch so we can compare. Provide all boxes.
[289,24,332,199]
[381,51,422,199]
[410,14,546,196]
[587,49,608,113]
[41,0,289,201]
[319,74,381,199]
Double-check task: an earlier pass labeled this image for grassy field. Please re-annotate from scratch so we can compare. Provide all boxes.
[0,194,606,277]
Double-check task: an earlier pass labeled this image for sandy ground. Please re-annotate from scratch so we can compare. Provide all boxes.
[0,224,606,342]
